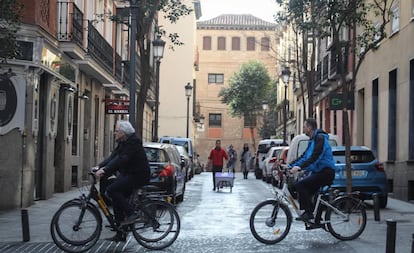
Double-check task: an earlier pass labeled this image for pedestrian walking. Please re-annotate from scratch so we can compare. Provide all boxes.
[240,143,253,179]
[226,144,237,173]
[207,139,229,191]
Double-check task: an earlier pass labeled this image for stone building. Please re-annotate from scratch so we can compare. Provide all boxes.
[194,14,279,168]
[0,0,157,210]
[354,1,414,201]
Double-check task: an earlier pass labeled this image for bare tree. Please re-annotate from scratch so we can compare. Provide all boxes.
[276,0,394,193]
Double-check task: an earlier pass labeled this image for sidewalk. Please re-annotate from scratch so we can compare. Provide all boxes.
[0,187,101,243]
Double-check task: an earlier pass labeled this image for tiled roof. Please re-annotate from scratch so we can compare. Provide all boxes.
[197,14,278,31]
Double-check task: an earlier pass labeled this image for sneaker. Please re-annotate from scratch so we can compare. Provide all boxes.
[121,212,140,225]
[213,187,216,191]
[105,232,126,242]
[295,212,314,222]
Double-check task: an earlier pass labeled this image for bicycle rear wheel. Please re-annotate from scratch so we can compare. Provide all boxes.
[50,200,102,253]
[325,196,367,240]
[132,200,180,250]
[249,199,292,244]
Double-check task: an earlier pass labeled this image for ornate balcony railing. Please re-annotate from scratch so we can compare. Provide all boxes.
[57,1,83,48]
[87,21,113,73]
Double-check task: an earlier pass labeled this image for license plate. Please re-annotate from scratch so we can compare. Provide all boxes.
[342,170,366,177]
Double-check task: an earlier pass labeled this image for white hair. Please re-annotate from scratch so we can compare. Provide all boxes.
[117,120,135,135]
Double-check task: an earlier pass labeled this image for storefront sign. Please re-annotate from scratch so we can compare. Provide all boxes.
[105,99,129,114]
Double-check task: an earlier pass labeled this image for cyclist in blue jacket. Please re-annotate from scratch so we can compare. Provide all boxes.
[288,118,335,222]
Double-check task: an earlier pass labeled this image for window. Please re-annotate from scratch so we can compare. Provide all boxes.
[244,114,257,127]
[261,37,270,51]
[217,36,226,50]
[231,37,240,50]
[247,37,255,51]
[391,5,399,34]
[372,79,378,155]
[374,22,381,44]
[209,113,222,127]
[412,0,414,18]
[208,73,224,84]
[409,60,414,160]
[388,69,397,161]
[203,36,211,50]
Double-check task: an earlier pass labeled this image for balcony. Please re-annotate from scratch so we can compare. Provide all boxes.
[57,1,84,59]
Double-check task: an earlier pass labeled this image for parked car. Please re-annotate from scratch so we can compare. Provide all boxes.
[143,142,186,204]
[330,146,388,208]
[271,146,289,188]
[175,145,192,181]
[262,146,285,183]
[255,139,287,179]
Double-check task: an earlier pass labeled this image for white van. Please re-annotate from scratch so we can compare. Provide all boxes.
[286,133,341,164]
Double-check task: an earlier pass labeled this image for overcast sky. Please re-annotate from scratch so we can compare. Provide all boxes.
[198,0,279,23]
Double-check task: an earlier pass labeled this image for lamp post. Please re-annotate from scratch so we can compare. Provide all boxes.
[185,82,193,138]
[262,101,269,139]
[281,66,291,146]
[152,35,166,142]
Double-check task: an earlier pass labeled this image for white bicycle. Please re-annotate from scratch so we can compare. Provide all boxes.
[249,170,367,244]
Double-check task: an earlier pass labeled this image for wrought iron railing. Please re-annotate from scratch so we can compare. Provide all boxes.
[57,1,83,48]
[87,21,113,73]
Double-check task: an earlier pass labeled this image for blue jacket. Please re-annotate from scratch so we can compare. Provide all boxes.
[288,129,335,173]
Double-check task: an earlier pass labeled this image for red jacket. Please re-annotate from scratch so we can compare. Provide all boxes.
[208,148,228,166]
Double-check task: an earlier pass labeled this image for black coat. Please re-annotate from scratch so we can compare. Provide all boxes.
[99,134,150,186]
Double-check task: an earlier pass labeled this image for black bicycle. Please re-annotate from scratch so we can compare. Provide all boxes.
[50,170,180,252]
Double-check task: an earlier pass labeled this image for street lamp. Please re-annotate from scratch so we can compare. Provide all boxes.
[281,66,291,146]
[152,35,166,142]
[185,82,193,138]
[262,101,269,138]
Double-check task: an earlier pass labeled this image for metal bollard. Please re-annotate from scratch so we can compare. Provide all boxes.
[21,209,30,242]
[373,193,380,221]
[411,234,414,253]
[385,219,396,253]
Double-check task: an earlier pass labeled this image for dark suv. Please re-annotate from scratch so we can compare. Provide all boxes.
[143,142,186,204]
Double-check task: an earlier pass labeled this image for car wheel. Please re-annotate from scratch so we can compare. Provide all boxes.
[379,193,388,208]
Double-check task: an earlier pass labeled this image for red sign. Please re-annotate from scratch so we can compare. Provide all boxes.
[104,99,129,114]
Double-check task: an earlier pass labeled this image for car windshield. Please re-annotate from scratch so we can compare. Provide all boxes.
[333,150,376,164]
[144,147,169,162]
[171,140,189,153]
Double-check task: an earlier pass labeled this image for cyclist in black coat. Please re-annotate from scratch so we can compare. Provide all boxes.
[96,120,150,242]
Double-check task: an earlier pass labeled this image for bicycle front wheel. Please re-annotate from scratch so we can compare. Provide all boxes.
[132,200,180,250]
[325,196,367,240]
[50,200,102,253]
[249,199,292,244]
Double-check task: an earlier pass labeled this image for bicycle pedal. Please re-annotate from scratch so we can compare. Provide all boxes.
[105,225,118,231]
[305,222,323,230]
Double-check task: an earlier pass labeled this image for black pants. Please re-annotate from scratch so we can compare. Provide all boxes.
[212,165,223,189]
[106,174,138,223]
[295,168,335,213]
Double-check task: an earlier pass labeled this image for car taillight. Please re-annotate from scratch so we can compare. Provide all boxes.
[376,162,385,172]
[159,164,174,177]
